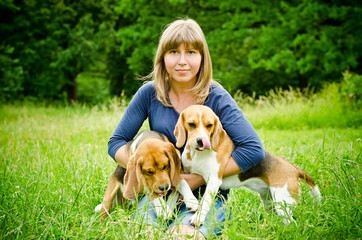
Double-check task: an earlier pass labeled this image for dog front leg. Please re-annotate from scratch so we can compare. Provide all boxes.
[151,195,172,219]
[177,179,199,212]
[189,177,222,227]
[165,190,179,218]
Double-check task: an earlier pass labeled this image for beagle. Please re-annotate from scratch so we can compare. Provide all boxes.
[95,131,185,219]
[174,105,321,226]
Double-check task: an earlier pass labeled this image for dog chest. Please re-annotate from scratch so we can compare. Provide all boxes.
[182,149,220,178]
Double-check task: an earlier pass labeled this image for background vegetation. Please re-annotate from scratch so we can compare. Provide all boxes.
[1,0,361,103]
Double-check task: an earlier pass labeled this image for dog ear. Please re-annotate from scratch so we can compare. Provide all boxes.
[123,154,142,199]
[211,116,226,151]
[174,112,186,148]
[166,143,182,187]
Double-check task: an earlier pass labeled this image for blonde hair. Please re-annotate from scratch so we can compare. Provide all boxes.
[149,18,214,107]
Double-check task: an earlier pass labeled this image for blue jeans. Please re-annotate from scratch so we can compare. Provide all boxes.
[133,193,230,238]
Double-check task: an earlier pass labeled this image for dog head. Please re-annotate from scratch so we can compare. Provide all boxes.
[123,139,181,199]
[174,105,226,152]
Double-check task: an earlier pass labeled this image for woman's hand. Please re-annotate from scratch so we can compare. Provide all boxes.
[180,173,205,191]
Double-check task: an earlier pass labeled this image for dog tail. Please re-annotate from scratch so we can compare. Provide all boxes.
[296,166,322,201]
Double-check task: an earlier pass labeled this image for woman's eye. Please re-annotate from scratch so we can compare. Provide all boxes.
[169,50,178,54]
[188,50,199,54]
[188,123,196,128]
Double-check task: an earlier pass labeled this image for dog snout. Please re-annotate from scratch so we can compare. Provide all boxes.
[158,184,169,192]
[196,137,211,150]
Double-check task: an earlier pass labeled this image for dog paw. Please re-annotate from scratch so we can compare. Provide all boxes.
[189,211,205,227]
[94,203,103,213]
[154,206,173,220]
[184,198,199,212]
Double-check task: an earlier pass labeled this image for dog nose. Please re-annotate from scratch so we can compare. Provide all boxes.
[158,184,169,192]
[196,138,203,147]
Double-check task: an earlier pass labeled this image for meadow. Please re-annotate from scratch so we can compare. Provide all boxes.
[0,85,361,239]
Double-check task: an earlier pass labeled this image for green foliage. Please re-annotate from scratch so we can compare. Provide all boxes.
[112,0,362,96]
[208,0,362,94]
[0,0,119,102]
[77,73,110,105]
[1,0,361,103]
[340,70,362,109]
[235,82,361,129]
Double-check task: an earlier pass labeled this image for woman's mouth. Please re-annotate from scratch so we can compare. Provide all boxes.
[176,69,189,74]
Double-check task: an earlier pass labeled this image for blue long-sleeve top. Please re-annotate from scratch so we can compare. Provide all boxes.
[108,81,264,173]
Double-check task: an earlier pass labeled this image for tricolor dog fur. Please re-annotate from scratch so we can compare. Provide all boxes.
[174,105,321,226]
[95,131,190,219]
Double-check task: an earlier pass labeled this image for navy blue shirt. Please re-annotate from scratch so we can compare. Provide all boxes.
[108,81,264,173]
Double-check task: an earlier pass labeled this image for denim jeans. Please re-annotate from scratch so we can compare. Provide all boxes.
[133,193,230,239]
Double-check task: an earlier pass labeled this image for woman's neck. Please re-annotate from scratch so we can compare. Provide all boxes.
[168,82,197,113]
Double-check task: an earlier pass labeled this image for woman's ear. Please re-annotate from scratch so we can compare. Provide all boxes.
[123,154,141,199]
[174,113,186,148]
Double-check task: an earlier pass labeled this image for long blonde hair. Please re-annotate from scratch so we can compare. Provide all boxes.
[149,18,214,107]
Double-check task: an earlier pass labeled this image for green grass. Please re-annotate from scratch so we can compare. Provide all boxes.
[1,89,361,239]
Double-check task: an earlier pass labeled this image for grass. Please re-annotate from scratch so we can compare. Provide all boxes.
[0,87,361,239]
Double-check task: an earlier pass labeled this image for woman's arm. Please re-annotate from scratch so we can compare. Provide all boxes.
[223,156,243,177]
[108,83,153,165]
[114,145,128,168]
[207,85,265,173]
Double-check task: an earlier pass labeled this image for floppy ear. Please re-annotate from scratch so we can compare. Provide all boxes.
[166,143,182,187]
[211,116,226,151]
[174,112,186,148]
[123,154,142,199]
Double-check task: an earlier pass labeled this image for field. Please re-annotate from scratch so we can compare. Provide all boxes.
[1,87,361,239]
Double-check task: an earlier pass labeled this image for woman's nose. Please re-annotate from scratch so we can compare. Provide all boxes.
[178,52,187,65]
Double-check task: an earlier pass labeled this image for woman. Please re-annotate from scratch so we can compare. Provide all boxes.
[108,18,264,239]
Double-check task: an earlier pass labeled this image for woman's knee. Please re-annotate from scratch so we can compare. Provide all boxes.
[167,224,205,240]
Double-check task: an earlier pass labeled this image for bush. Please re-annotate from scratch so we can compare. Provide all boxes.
[77,73,110,105]
[340,70,362,110]
[235,82,361,129]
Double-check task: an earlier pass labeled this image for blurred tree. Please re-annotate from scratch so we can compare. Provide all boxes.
[1,0,361,102]
[114,0,361,96]
[0,0,119,102]
[206,0,362,94]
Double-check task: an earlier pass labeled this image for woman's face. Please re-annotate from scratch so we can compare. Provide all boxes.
[164,43,202,86]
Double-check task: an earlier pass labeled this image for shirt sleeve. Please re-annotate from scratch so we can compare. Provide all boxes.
[208,85,265,172]
[107,83,152,159]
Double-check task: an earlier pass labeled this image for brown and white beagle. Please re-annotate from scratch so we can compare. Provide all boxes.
[174,105,321,226]
[95,131,185,219]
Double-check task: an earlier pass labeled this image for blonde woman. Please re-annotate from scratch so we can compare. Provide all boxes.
[108,18,264,239]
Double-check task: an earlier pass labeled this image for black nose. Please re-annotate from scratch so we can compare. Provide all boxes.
[158,184,169,192]
[196,138,203,147]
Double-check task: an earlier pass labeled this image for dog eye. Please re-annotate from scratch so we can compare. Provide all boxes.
[162,165,168,170]
[188,123,196,128]
[145,170,154,175]
[206,124,213,129]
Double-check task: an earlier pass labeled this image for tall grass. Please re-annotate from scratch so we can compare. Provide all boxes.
[235,83,361,129]
[0,85,361,239]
